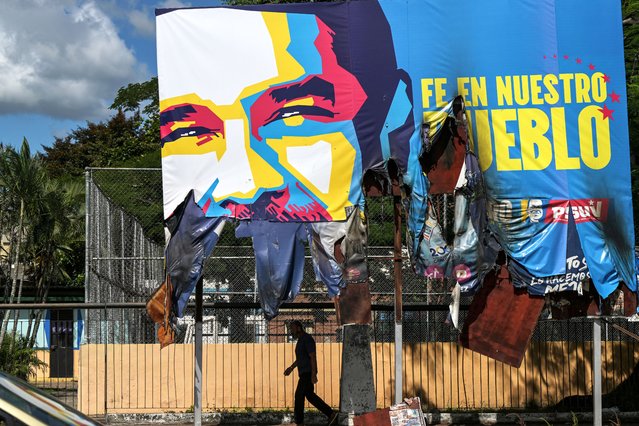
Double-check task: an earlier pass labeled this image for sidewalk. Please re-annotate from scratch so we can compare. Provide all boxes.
[104,409,639,425]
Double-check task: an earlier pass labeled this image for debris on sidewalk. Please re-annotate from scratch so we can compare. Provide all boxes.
[353,397,426,426]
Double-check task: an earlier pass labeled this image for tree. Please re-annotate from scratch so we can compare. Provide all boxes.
[110,77,159,118]
[110,77,161,169]
[0,334,46,381]
[623,0,639,222]
[42,110,158,179]
[24,179,84,348]
[0,140,84,350]
[0,139,46,349]
[43,75,166,179]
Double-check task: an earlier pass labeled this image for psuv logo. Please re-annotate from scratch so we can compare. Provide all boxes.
[545,199,608,223]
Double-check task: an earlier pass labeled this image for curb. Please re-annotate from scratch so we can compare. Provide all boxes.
[105,409,639,424]
[425,409,636,424]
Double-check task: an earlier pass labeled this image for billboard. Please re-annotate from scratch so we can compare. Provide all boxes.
[155,0,636,322]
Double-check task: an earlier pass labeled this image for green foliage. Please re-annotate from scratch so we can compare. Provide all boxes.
[110,77,162,168]
[623,0,639,228]
[0,139,47,220]
[367,197,396,246]
[55,241,85,287]
[633,167,639,224]
[0,140,84,292]
[0,335,46,381]
[42,110,159,178]
[118,149,162,169]
[110,77,159,118]
[571,411,579,426]
[91,168,165,245]
[42,76,163,179]
[40,78,163,242]
[28,179,85,288]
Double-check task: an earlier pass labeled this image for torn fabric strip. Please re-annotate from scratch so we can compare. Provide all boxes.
[506,213,590,296]
[410,98,498,292]
[309,206,370,296]
[236,221,308,320]
[146,191,226,346]
[165,192,226,317]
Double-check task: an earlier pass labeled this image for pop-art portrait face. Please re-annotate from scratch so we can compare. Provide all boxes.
[158,9,372,221]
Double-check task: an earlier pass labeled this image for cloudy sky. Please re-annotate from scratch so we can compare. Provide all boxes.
[0,0,220,151]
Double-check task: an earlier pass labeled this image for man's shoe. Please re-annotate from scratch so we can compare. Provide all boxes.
[328,411,339,425]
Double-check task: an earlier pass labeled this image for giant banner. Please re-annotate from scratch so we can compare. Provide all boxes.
[156,0,636,316]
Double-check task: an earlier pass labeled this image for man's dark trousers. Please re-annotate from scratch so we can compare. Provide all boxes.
[294,372,333,424]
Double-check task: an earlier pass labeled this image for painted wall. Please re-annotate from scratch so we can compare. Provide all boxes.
[76,341,639,415]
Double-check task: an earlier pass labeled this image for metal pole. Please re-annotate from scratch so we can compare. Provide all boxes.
[104,305,108,417]
[84,169,90,296]
[84,169,90,344]
[194,277,203,426]
[593,318,602,426]
[0,302,463,310]
[392,187,403,405]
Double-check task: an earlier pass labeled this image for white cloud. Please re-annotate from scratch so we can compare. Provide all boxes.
[0,0,145,121]
[127,0,192,39]
[158,0,192,8]
[128,8,155,38]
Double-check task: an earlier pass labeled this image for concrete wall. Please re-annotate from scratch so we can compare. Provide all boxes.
[76,341,639,415]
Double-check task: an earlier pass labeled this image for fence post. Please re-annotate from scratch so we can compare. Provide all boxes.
[393,191,403,405]
[339,324,376,418]
[104,305,108,417]
[84,168,91,412]
[592,318,602,426]
[85,168,90,298]
[194,277,203,426]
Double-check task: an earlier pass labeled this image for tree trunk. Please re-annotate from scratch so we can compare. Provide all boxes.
[9,273,26,351]
[0,199,24,348]
[24,310,36,348]
[28,283,51,349]
[25,273,46,348]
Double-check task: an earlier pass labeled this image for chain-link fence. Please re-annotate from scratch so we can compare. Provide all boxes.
[4,304,633,415]
[81,168,639,415]
[85,168,164,345]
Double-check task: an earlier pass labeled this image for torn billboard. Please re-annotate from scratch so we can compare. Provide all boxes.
[152,0,636,336]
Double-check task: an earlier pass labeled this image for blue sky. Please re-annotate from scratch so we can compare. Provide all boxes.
[0,0,221,152]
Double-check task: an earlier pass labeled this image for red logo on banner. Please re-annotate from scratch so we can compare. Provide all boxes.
[545,199,608,223]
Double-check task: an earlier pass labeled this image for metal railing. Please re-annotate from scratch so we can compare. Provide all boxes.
[0,303,637,417]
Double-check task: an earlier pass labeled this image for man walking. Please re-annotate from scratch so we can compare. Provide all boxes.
[284,320,338,425]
